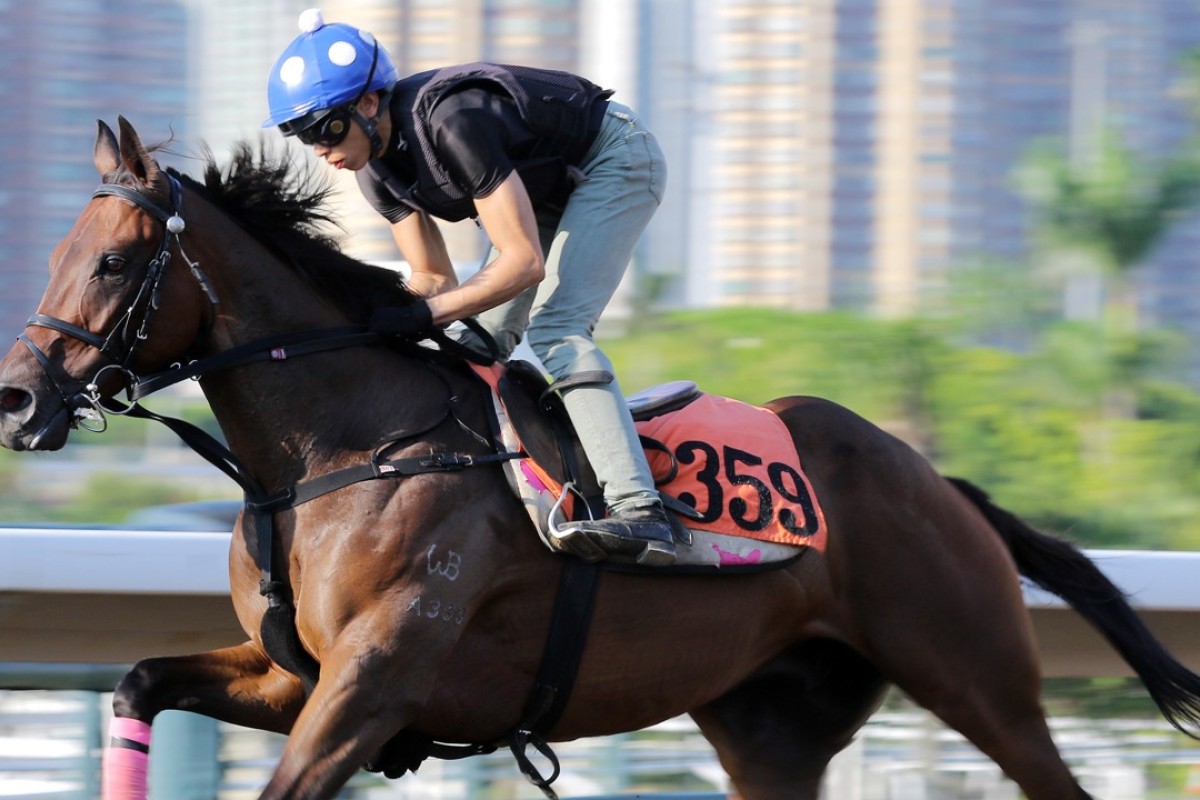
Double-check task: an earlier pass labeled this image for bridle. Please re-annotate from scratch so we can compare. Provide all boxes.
[17,175,217,434]
[16,172,495,443]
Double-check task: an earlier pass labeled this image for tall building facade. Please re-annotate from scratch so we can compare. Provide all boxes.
[661,2,835,311]
[1101,1,1200,354]
[0,1,190,344]
[185,0,296,157]
[662,0,1200,335]
[937,0,1200,333]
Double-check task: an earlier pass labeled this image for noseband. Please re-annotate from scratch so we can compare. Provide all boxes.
[17,175,217,432]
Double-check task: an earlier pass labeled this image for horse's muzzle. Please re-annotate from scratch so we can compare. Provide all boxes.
[0,368,72,451]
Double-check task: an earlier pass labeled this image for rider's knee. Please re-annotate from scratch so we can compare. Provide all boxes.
[526,330,608,380]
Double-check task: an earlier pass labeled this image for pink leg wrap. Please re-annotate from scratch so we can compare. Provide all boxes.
[102,717,152,800]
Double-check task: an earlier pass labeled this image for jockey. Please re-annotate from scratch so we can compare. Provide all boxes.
[264,9,676,566]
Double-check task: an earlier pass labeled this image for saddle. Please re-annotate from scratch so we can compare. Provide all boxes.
[471,359,826,571]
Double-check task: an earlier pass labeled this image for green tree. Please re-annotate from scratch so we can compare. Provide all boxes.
[1018,130,1200,281]
[1015,107,1200,423]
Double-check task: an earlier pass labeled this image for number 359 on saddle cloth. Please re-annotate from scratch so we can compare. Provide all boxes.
[635,391,827,550]
[470,362,828,565]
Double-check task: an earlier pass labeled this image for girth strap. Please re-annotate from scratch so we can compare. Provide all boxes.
[507,559,601,799]
[498,368,609,799]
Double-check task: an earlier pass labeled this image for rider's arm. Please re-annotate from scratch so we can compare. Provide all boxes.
[423,172,544,326]
[389,213,458,297]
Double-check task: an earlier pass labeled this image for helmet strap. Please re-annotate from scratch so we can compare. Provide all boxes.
[351,87,392,158]
[344,39,391,158]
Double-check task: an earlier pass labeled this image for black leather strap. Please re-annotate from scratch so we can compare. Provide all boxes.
[131,326,383,399]
[26,314,108,351]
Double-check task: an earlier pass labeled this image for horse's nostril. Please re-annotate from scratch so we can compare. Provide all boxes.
[0,387,31,414]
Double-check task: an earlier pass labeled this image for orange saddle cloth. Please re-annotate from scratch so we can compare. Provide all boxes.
[470,362,828,561]
[636,392,827,550]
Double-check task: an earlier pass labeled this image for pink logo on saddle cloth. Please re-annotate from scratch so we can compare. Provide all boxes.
[712,544,764,566]
[520,461,551,494]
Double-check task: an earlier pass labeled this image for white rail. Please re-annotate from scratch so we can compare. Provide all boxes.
[6,529,1200,605]
[0,528,231,595]
[3,528,1200,675]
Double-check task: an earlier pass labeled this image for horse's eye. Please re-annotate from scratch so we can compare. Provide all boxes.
[100,255,127,275]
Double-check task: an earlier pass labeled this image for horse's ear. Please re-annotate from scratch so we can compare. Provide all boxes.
[94,120,120,178]
[115,115,163,189]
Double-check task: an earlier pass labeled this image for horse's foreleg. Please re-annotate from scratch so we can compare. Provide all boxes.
[104,641,306,800]
[255,634,432,800]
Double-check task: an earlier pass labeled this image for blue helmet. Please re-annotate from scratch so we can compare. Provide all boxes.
[263,8,399,130]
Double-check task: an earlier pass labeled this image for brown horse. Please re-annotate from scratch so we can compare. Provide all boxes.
[1,117,1198,800]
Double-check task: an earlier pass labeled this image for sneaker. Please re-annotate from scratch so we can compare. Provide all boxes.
[552,504,677,567]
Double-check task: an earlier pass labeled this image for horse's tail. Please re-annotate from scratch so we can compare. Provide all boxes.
[947,476,1200,739]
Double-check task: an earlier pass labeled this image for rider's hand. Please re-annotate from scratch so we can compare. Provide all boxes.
[370,301,435,340]
[404,269,458,298]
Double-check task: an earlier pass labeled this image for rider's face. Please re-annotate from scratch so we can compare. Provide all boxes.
[310,92,384,172]
[312,121,369,171]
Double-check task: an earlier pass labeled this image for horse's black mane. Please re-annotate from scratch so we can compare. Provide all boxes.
[173,140,417,319]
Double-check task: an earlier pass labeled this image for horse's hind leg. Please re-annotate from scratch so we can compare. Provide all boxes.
[764,398,1093,798]
[879,650,1093,799]
[689,639,888,800]
[841,474,1093,799]
[871,628,1093,800]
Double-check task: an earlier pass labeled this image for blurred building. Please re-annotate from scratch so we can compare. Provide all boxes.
[660,0,1200,325]
[1101,1,1200,356]
[654,3,835,311]
[0,0,190,345]
[4,0,1200,363]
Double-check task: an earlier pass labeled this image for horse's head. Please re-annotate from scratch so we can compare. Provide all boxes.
[0,117,215,451]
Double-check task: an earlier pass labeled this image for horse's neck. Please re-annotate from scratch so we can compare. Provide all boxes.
[194,255,452,492]
[179,204,473,492]
[199,346,458,493]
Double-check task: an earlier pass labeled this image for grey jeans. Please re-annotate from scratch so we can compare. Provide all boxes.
[469,102,667,513]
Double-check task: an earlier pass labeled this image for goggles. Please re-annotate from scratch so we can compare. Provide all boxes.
[281,107,354,147]
[278,41,381,149]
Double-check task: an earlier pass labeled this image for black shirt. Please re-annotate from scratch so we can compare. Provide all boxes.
[359,85,600,224]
